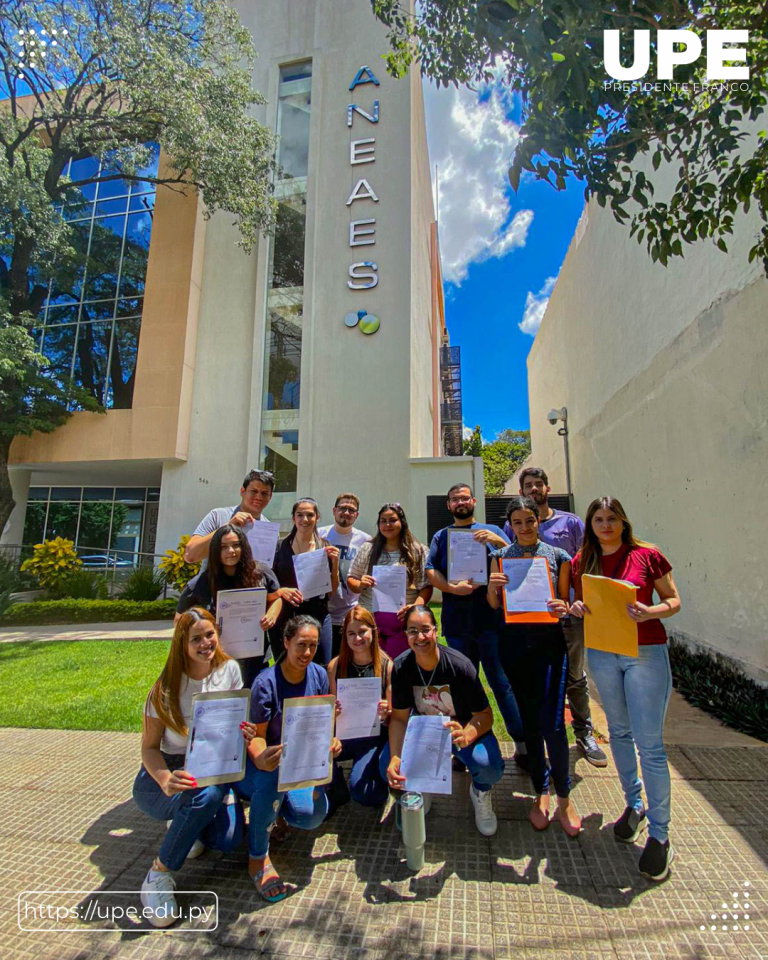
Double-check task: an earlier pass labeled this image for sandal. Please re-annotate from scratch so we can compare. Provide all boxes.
[529,799,550,831]
[251,858,288,903]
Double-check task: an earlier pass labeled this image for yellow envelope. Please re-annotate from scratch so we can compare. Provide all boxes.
[582,574,639,657]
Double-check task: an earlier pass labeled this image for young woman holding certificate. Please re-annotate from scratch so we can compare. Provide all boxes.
[569,496,680,882]
[176,525,283,686]
[347,503,432,658]
[237,614,342,902]
[133,609,246,927]
[487,497,582,837]
[270,499,340,667]
[327,607,392,808]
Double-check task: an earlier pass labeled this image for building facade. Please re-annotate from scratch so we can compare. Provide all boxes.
[526,161,768,682]
[5,0,482,560]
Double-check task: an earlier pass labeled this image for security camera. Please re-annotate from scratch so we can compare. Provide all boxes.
[547,409,561,425]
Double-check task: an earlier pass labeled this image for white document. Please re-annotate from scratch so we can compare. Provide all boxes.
[216,587,267,659]
[336,676,382,740]
[372,564,407,613]
[400,714,453,795]
[293,549,332,601]
[447,529,488,585]
[245,520,280,566]
[278,697,335,790]
[185,690,250,785]
[501,557,554,613]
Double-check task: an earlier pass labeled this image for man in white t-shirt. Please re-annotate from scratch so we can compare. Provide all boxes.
[185,470,274,570]
[318,492,370,657]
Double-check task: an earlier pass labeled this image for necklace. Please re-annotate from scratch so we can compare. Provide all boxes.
[416,647,440,688]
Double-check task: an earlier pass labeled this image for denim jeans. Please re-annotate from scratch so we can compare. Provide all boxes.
[380,729,505,793]
[588,644,673,842]
[498,623,571,798]
[331,734,389,807]
[234,758,329,858]
[132,754,244,871]
[562,617,593,738]
[445,630,525,743]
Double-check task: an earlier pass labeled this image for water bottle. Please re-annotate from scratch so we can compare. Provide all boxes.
[398,791,426,870]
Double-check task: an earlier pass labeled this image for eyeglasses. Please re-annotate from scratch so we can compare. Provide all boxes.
[406,626,435,638]
[448,496,473,505]
[336,506,358,514]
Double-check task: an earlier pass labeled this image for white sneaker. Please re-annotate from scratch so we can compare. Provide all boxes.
[166,820,205,859]
[470,784,497,837]
[141,869,179,928]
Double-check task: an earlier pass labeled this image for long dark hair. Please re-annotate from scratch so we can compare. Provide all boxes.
[367,502,422,585]
[284,498,325,550]
[578,497,656,577]
[208,524,264,602]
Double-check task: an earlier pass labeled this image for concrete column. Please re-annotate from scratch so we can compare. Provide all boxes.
[2,468,31,545]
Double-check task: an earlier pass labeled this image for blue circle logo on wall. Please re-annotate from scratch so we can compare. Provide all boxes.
[344,309,380,335]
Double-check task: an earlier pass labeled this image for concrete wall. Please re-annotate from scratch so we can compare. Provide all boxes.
[527,169,768,682]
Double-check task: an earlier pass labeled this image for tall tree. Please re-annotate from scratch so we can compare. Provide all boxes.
[0,0,277,532]
[372,1,768,271]
[464,426,531,494]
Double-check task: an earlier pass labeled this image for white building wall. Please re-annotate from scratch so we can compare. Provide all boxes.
[527,163,768,681]
[155,0,442,551]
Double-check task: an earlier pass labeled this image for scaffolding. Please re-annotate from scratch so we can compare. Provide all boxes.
[440,342,463,456]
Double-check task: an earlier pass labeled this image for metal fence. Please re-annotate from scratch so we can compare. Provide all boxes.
[0,542,178,599]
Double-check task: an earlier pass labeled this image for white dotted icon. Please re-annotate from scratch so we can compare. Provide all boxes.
[702,881,755,936]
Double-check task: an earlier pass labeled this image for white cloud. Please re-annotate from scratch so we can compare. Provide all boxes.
[424,79,531,286]
[519,276,557,336]
[462,424,474,441]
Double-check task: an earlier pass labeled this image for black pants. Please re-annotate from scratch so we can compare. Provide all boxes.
[499,622,571,798]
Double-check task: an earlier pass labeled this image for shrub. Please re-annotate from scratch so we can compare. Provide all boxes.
[0,598,177,626]
[0,551,36,592]
[159,534,200,591]
[55,568,109,601]
[120,565,166,602]
[20,538,82,592]
[669,638,768,743]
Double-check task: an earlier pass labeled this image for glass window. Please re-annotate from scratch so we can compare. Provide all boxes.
[23,502,47,545]
[49,487,81,501]
[78,501,114,549]
[262,431,299,494]
[35,144,158,410]
[114,487,145,503]
[263,307,302,411]
[83,487,113,501]
[45,502,80,541]
[147,488,161,501]
[27,487,49,501]
[270,199,306,289]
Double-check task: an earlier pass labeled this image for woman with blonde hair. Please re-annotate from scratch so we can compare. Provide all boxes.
[327,606,392,808]
[570,496,680,882]
[133,608,246,926]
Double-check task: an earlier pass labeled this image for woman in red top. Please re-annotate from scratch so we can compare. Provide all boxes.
[570,497,680,883]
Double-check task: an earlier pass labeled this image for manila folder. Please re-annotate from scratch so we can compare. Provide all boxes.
[582,575,639,657]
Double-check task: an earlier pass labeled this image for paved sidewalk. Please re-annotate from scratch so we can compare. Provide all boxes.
[0,620,174,643]
[3,716,767,960]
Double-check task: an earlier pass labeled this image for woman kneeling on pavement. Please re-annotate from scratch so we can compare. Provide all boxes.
[133,609,246,927]
[570,496,680,882]
[236,614,342,902]
[487,496,582,837]
[383,604,504,836]
[327,606,392,809]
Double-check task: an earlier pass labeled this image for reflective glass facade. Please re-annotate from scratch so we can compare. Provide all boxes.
[33,145,160,409]
[260,65,311,494]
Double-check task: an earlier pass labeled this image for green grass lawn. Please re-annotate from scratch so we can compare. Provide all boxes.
[0,604,573,742]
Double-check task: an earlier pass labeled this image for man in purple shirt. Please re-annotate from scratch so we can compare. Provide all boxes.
[504,467,607,768]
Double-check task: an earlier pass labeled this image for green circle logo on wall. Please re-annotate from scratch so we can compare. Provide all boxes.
[358,313,380,335]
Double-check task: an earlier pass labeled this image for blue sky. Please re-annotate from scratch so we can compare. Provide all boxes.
[423,79,586,438]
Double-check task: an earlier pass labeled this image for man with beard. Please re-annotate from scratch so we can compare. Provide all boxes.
[318,493,370,658]
[504,467,607,767]
[426,483,528,767]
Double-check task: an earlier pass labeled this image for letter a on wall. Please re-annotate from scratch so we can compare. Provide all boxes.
[349,65,380,90]
[346,179,379,205]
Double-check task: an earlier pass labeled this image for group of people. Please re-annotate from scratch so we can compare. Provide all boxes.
[133,467,681,924]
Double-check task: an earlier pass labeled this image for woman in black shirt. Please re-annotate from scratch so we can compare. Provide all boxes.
[176,524,282,686]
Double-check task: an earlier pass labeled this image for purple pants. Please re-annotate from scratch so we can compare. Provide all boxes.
[375,611,409,659]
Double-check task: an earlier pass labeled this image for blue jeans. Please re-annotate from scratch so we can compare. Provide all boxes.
[588,645,673,842]
[380,730,505,793]
[499,623,571,797]
[235,758,329,858]
[132,755,244,871]
[332,735,389,807]
[445,630,525,743]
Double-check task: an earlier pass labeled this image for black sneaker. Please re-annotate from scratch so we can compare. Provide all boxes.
[576,735,609,767]
[613,805,647,843]
[639,837,674,881]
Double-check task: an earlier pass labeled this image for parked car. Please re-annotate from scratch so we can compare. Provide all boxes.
[79,554,134,569]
